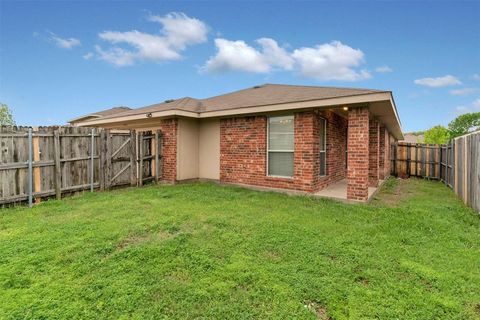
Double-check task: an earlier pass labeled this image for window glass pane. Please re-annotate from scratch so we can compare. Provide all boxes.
[268,152,294,177]
[269,116,294,151]
[269,133,294,150]
[319,118,326,151]
[269,116,294,134]
[320,152,326,176]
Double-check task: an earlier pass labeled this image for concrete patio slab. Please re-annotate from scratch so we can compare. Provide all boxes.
[315,179,383,203]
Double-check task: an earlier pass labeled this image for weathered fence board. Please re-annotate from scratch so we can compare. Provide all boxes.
[391,143,441,179]
[0,126,162,207]
[451,132,479,212]
[392,132,479,212]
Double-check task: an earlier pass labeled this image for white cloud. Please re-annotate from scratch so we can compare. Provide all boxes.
[375,65,392,73]
[473,98,480,109]
[203,39,370,81]
[414,75,461,87]
[83,52,94,60]
[292,41,370,81]
[455,105,469,114]
[95,45,137,66]
[34,31,81,49]
[454,98,480,115]
[449,88,478,96]
[148,12,208,50]
[95,12,208,66]
[49,32,81,49]
[472,73,480,81]
[257,38,295,71]
[203,38,293,73]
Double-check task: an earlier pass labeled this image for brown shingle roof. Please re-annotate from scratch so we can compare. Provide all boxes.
[69,106,131,123]
[106,97,202,118]
[199,84,384,112]
[97,84,387,120]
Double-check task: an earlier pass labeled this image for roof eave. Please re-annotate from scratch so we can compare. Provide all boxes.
[77,92,403,140]
[68,114,102,123]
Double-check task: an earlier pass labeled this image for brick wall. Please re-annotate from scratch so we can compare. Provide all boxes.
[369,118,380,187]
[386,131,395,176]
[219,110,347,193]
[379,126,392,179]
[379,125,386,179]
[317,110,348,189]
[158,119,177,182]
[347,107,370,201]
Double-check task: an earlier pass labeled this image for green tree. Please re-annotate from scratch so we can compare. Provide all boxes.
[448,112,480,138]
[0,103,15,126]
[424,125,450,144]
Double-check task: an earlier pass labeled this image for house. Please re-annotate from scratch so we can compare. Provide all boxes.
[70,84,403,201]
[68,106,131,125]
[401,133,424,143]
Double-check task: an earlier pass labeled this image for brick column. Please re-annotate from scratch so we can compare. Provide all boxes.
[347,107,370,201]
[158,119,178,183]
[384,129,392,178]
[369,119,380,187]
[379,125,386,180]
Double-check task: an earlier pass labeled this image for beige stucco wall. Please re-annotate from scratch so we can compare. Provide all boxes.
[176,117,220,181]
[199,119,220,180]
[99,117,220,181]
[176,118,199,180]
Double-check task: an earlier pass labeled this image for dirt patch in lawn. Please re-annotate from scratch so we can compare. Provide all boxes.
[116,230,174,251]
[304,301,332,320]
[372,178,415,207]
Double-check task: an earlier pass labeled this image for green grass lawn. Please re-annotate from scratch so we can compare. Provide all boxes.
[0,178,479,319]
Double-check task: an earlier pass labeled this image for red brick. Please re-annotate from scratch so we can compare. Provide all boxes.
[219,110,348,193]
[347,107,369,201]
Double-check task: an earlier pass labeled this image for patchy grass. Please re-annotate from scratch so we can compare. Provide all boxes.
[0,178,479,319]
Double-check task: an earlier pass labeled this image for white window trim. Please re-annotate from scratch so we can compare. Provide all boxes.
[267,115,294,178]
[319,117,327,177]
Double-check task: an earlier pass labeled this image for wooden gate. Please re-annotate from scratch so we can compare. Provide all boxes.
[101,130,136,189]
[137,131,162,186]
[101,130,162,189]
[1,126,164,207]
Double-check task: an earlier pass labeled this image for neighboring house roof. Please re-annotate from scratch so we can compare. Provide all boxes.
[401,133,424,143]
[76,83,403,139]
[68,106,131,124]
[103,98,203,118]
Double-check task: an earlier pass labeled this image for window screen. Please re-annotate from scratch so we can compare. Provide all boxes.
[268,116,294,177]
[319,118,327,176]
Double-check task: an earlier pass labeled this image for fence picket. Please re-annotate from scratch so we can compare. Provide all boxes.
[1,126,161,207]
[392,133,479,212]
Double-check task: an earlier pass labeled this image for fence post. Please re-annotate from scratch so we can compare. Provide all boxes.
[158,132,163,182]
[99,130,105,191]
[32,131,42,204]
[139,132,143,187]
[155,130,159,184]
[105,130,111,190]
[90,128,95,192]
[27,128,33,207]
[130,130,136,187]
[53,130,62,200]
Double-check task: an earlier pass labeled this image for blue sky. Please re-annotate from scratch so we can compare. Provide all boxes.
[0,1,479,132]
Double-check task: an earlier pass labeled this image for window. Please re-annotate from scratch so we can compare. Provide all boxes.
[319,118,327,176]
[268,115,294,177]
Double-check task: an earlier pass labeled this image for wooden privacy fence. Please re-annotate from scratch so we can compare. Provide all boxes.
[0,126,162,207]
[447,132,480,212]
[391,131,480,212]
[391,143,442,179]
